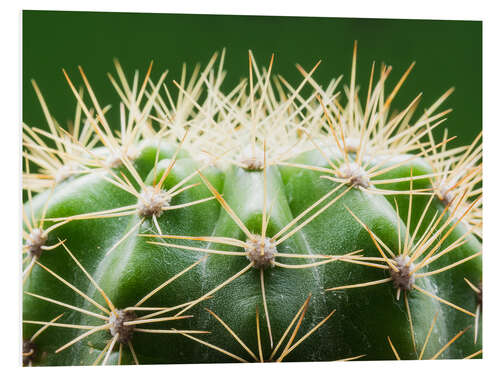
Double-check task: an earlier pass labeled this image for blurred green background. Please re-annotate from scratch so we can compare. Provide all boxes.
[22,11,482,146]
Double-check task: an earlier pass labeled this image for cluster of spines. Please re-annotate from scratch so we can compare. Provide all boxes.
[22,43,482,365]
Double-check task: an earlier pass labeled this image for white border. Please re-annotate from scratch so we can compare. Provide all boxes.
[12,0,490,20]
[2,1,499,373]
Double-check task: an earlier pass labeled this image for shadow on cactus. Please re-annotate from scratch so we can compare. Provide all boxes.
[22,43,482,366]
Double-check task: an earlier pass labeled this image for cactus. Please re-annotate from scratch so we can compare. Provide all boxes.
[22,45,482,366]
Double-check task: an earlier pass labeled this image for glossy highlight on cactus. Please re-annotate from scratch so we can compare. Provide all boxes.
[22,43,482,366]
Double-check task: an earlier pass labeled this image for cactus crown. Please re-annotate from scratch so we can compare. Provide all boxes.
[22,44,482,366]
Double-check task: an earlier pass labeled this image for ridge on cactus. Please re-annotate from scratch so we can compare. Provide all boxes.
[22,43,482,366]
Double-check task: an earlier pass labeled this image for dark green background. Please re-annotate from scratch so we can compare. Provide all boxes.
[23,11,482,146]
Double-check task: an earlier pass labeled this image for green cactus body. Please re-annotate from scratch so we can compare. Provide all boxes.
[22,48,482,366]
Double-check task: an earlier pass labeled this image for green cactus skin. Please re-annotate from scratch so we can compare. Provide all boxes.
[22,48,482,366]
